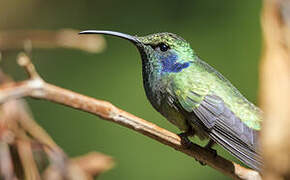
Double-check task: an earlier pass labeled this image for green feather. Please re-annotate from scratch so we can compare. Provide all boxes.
[172,58,262,130]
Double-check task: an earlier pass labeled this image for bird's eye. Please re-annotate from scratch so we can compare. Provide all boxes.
[157,43,170,52]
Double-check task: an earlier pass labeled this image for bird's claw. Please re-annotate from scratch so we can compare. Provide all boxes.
[197,140,217,166]
[178,132,217,166]
[206,147,217,157]
[178,132,193,149]
[204,139,217,158]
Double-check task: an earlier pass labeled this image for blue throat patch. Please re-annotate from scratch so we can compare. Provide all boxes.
[161,54,190,73]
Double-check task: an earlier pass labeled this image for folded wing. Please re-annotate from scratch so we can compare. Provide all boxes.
[183,94,262,170]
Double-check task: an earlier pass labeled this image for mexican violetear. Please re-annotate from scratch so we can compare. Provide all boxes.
[79,30,263,171]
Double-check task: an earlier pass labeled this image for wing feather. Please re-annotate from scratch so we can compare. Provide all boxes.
[186,94,262,170]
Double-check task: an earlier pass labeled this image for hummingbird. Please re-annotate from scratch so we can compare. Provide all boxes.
[79,30,263,171]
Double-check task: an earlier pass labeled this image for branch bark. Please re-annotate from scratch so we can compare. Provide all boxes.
[0,53,261,180]
[0,67,114,179]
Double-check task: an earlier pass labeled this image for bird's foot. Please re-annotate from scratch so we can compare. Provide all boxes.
[178,130,194,149]
[205,139,217,157]
[198,140,217,166]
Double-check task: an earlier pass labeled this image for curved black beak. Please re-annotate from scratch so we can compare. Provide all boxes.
[79,30,140,45]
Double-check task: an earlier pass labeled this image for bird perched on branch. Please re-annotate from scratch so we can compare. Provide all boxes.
[79,30,263,171]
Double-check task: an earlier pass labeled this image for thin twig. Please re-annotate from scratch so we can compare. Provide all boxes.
[17,140,41,180]
[0,142,15,180]
[0,53,261,180]
[72,152,114,176]
[0,67,114,179]
[43,152,114,180]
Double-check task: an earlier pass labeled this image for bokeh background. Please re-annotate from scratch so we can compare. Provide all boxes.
[0,0,262,179]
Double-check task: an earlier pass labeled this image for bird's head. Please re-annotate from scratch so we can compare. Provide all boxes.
[79,30,196,73]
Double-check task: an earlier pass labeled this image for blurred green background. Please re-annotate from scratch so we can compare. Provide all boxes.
[0,0,262,179]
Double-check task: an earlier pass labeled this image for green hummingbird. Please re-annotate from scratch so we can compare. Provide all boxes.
[79,30,263,171]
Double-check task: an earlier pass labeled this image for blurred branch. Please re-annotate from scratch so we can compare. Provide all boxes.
[17,140,41,180]
[0,142,15,179]
[43,152,114,180]
[72,152,114,177]
[0,68,114,179]
[260,0,290,179]
[0,29,106,53]
[0,53,261,180]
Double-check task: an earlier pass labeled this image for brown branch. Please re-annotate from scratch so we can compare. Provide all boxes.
[17,140,41,180]
[0,53,261,180]
[72,152,114,176]
[0,29,106,53]
[0,67,114,179]
[43,152,114,180]
[0,142,15,179]
[260,0,290,179]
